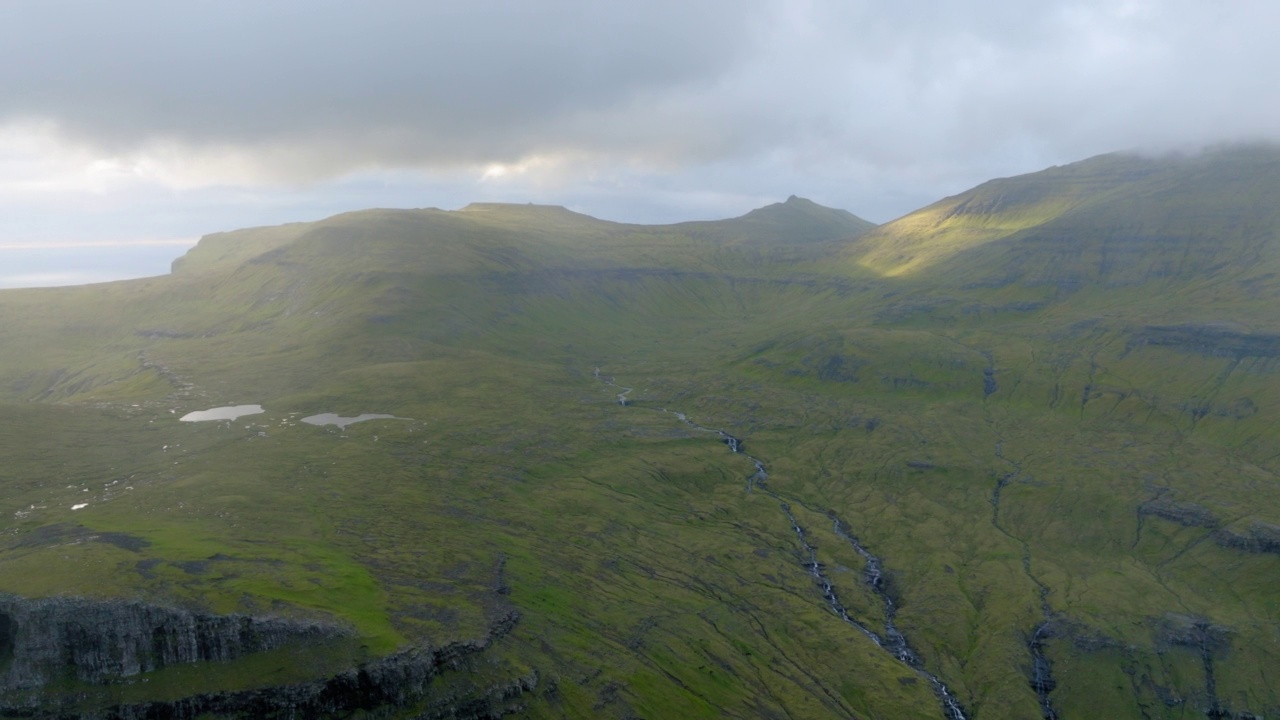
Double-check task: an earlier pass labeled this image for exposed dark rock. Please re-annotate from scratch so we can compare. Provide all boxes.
[175,560,211,575]
[1214,521,1280,555]
[1063,623,1119,654]
[133,559,163,580]
[0,604,529,717]
[824,513,968,720]
[1182,402,1212,423]
[812,353,862,382]
[1027,621,1057,720]
[1152,682,1185,708]
[96,612,530,720]
[10,524,150,553]
[1131,324,1280,359]
[1151,614,1235,718]
[491,554,511,596]
[0,596,344,693]
[1138,499,1220,528]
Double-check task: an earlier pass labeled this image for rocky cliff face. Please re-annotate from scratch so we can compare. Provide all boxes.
[1215,521,1280,555]
[1131,324,1280,359]
[0,595,531,719]
[90,610,530,720]
[0,595,343,693]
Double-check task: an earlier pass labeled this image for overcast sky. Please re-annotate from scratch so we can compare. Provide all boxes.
[2,0,1278,287]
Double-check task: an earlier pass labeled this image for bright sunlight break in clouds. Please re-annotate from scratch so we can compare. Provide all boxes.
[1,1,1278,285]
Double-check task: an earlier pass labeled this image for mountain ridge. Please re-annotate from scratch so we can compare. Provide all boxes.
[173,195,875,277]
[848,145,1280,294]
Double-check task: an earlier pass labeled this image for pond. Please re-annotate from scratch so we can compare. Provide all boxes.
[180,405,265,422]
[301,413,406,430]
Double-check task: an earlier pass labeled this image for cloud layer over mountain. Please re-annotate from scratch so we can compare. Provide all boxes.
[1,1,1278,279]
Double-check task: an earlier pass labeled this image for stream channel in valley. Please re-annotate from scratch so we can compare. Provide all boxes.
[595,369,969,720]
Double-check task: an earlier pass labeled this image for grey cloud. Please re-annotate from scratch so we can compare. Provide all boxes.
[1,1,1280,223]
[0,1,766,169]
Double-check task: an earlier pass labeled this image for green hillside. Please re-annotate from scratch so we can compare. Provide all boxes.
[0,151,1278,720]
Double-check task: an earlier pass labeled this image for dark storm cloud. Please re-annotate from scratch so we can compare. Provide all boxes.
[2,0,1280,232]
[0,0,772,174]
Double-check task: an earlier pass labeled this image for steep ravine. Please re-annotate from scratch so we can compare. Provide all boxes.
[1026,609,1057,720]
[828,514,967,719]
[596,370,969,719]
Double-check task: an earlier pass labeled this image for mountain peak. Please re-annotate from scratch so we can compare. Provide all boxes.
[651,197,875,246]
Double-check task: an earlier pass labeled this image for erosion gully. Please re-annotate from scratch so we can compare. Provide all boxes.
[595,369,968,720]
[949,338,1062,717]
[992,442,1060,720]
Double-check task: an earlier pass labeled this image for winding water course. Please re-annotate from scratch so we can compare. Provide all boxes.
[596,369,968,719]
[596,369,768,491]
[992,441,1061,719]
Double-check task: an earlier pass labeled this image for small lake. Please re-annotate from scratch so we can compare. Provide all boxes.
[301,413,405,430]
[180,405,265,422]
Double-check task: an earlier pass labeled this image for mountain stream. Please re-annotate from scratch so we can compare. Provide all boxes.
[595,369,968,719]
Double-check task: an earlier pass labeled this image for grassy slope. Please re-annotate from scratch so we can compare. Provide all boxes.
[826,145,1280,716]
[0,163,1278,719]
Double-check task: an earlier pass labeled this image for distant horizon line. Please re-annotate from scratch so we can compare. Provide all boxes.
[0,238,199,251]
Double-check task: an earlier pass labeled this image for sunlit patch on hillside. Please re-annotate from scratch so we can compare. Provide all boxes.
[852,184,1093,277]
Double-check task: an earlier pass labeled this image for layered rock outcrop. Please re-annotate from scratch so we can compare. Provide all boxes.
[0,596,342,692]
[0,595,531,719]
